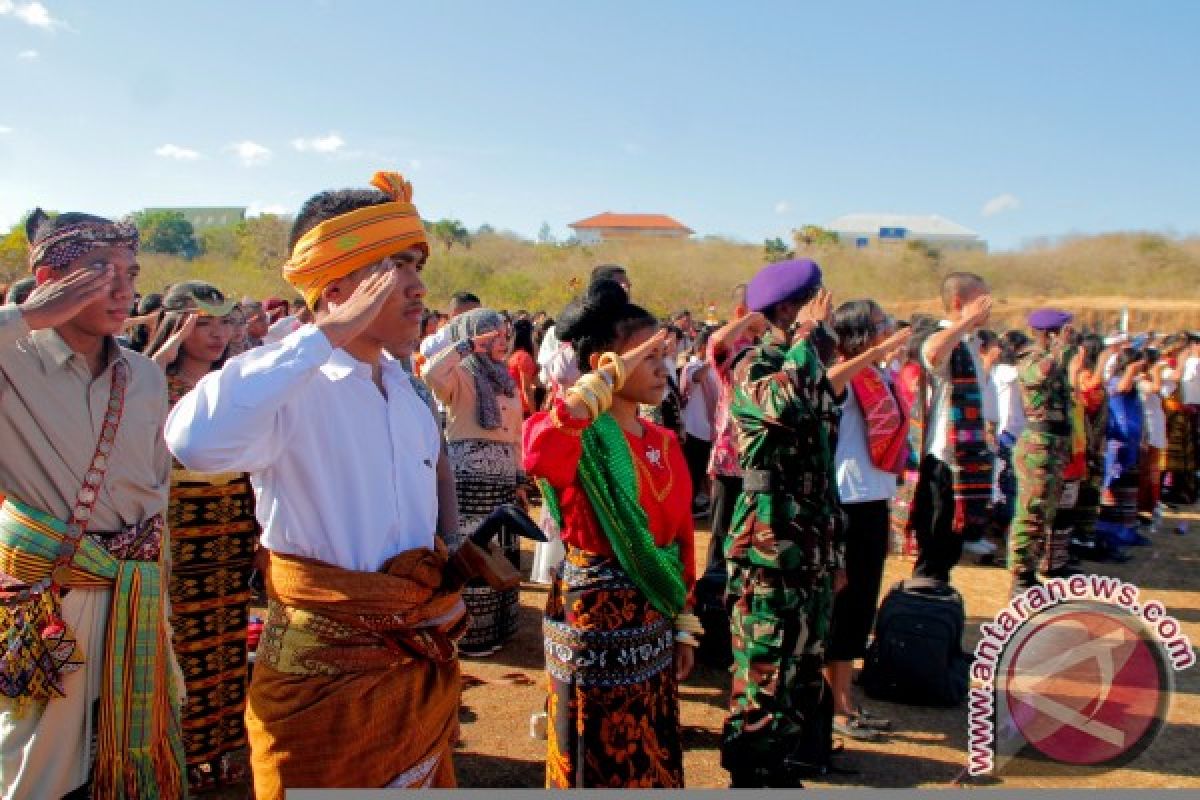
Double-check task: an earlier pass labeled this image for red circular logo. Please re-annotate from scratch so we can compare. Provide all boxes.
[1003,606,1169,766]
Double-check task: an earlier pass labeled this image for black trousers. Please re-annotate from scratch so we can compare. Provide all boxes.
[683,434,714,501]
[828,500,891,661]
[695,474,744,609]
[910,454,963,584]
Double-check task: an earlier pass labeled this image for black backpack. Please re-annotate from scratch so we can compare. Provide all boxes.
[859,577,969,707]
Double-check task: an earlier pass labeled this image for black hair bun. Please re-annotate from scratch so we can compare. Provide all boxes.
[25,208,50,243]
[583,278,628,314]
[557,278,628,343]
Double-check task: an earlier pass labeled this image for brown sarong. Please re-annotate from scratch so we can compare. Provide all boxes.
[246,545,467,799]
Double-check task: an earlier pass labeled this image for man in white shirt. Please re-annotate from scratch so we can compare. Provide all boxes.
[907,273,994,583]
[165,172,478,796]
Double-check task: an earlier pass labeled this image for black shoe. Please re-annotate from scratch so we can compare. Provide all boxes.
[729,769,805,789]
[1042,564,1084,579]
[1012,573,1042,595]
[1102,547,1133,563]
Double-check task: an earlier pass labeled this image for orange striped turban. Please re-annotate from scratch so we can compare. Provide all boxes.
[283,171,430,309]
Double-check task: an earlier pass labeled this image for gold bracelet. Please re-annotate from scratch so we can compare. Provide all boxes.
[577,373,613,410]
[567,386,599,420]
[598,352,626,391]
[580,378,612,415]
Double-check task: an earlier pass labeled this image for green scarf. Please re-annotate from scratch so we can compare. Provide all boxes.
[540,413,687,617]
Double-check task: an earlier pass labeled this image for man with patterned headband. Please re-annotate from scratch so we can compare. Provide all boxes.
[0,209,186,799]
[165,172,482,796]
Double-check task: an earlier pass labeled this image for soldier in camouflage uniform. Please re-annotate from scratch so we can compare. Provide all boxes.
[1009,308,1078,593]
[718,259,847,788]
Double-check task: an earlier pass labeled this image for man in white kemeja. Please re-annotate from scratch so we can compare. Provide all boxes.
[165,172,474,798]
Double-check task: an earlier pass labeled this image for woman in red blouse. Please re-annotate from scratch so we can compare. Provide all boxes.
[524,279,698,788]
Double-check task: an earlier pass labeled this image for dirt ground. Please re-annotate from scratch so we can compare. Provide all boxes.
[205,506,1199,796]
[453,507,1200,790]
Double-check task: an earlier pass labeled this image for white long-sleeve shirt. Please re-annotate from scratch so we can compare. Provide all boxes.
[165,324,442,573]
[418,326,454,360]
[992,363,1027,441]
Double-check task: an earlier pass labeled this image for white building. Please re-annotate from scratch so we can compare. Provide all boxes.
[827,213,986,253]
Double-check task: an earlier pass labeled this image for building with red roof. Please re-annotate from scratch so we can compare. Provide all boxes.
[568,212,694,245]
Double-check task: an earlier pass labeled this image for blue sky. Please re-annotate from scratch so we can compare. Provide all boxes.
[1,0,1197,250]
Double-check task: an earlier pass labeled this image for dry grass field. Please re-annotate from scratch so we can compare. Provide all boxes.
[107,229,1200,332]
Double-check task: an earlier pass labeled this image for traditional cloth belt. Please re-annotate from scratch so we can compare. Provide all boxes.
[0,498,184,799]
[255,549,468,680]
[543,617,674,688]
[256,597,464,677]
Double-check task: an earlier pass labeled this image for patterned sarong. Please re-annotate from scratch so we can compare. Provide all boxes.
[447,439,521,653]
[1165,403,1197,503]
[167,470,258,785]
[0,498,185,799]
[543,548,682,788]
[246,547,466,799]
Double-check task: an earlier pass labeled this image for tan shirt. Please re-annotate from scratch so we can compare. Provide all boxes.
[423,345,523,447]
[0,305,170,531]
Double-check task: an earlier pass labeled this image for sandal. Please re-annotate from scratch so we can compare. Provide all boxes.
[855,707,892,731]
[833,715,881,741]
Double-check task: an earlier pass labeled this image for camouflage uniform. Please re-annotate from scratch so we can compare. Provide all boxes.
[719,330,845,782]
[1009,345,1072,588]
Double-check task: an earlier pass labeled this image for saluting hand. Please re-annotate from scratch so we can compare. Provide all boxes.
[19,266,114,331]
[963,294,994,329]
[316,263,400,349]
[874,327,913,362]
[612,327,670,380]
[802,288,834,325]
[471,329,505,354]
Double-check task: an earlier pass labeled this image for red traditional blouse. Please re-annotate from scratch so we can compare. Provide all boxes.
[523,399,697,589]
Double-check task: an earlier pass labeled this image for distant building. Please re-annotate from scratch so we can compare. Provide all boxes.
[568,212,694,245]
[143,207,247,230]
[827,213,986,253]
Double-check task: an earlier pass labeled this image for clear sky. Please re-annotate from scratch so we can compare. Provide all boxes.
[1,0,1197,250]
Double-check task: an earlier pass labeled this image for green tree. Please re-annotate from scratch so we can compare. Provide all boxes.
[537,222,556,245]
[793,224,840,249]
[0,219,30,280]
[763,237,793,262]
[131,210,199,258]
[430,218,470,250]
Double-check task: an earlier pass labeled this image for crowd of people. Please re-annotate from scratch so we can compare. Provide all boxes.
[0,169,1197,797]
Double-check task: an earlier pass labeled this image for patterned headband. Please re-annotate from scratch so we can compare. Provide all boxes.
[28,218,140,272]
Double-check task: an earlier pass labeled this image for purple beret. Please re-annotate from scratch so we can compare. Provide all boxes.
[1028,308,1073,331]
[746,259,823,313]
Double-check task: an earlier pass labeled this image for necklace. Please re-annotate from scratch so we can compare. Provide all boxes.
[633,429,674,502]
